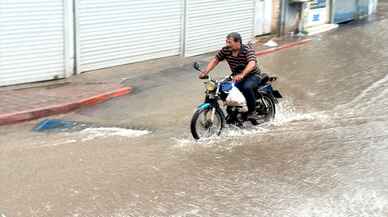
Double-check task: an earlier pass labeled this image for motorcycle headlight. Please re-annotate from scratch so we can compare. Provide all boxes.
[206,81,217,92]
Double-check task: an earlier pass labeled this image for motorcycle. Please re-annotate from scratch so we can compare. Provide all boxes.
[190,62,283,140]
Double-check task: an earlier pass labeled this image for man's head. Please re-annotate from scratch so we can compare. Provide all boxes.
[226,32,242,51]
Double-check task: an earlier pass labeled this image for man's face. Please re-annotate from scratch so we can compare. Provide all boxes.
[226,37,240,50]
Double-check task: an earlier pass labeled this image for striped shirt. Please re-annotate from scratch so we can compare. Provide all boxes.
[216,44,259,76]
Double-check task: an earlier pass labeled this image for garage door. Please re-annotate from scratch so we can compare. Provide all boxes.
[77,0,183,72]
[184,0,255,57]
[334,0,357,23]
[0,0,69,86]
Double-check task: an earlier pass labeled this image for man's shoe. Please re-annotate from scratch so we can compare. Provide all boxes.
[247,112,259,120]
[247,113,260,126]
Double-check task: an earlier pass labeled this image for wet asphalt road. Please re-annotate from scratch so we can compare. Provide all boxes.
[1,3,388,217]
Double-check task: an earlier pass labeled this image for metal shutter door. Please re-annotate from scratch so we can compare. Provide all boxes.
[334,0,357,23]
[0,0,68,86]
[184,0,255,57]
[77,0,183,72]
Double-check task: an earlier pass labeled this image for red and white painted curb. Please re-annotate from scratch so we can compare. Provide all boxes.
[0,87,132,126]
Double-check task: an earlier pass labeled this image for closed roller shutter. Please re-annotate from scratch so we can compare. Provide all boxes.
[77,0,183,72]
[184,0,255,57]
[0,0,67,86]
[334,0,357,23]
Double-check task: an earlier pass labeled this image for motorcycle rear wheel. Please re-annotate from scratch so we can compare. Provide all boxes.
[191,108,225,140]
[257,95,276,122]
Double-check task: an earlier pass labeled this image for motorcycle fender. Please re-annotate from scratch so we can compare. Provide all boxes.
[272,90,283,99]
[259,91,279,104]
[197,103,212,110]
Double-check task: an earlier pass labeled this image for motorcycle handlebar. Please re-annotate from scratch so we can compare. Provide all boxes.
[199,75,209,80]
[194,62,234,82]
[199,75,233,83]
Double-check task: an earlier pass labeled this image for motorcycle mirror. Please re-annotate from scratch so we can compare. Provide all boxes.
[193,62,201,71]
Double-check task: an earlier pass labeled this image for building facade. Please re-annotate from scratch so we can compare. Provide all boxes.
[279,0,379,35]
[0,0,378,86]
[1,0,276,86]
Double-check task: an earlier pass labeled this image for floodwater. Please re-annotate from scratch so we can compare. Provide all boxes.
[1,2,388,217]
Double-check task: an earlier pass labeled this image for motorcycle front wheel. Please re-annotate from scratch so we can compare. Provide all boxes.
[190,107,225,140]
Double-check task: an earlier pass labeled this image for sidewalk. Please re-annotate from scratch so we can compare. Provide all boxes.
[0,79,131,125]
[255,34,311,56]
[0,36,311,126]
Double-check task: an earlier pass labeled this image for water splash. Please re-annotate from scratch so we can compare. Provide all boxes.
[173,99,329,148]
[27,128,152,149]
[336,72,388,111]
[270,98,331,129]
[273,103,326,126]
[80,127,151,141]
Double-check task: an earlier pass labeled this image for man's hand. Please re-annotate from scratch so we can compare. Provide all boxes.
[198,57,219,79]
[198,71,208,79]
[234,60,256,82]
[233,73,245,82]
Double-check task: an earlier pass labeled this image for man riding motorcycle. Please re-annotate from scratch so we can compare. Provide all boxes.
[199,32,261,121]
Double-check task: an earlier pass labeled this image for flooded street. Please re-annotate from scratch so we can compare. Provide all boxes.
[1,2,388,217]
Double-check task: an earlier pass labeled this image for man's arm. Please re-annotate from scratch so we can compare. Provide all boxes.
[241,61,256,77]
[199,57,220,78]
[234,46,257,81]
[234,60,256,81]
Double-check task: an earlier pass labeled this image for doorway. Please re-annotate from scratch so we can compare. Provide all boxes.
[255,0,273,35]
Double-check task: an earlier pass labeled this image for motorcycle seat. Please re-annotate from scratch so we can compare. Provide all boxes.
[258,73,277,87]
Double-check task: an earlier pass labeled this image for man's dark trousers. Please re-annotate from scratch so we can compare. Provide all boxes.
[235,74,261,114]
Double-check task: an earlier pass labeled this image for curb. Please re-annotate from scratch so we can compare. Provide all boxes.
[0,86,132,126]
[256,38,312,57]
